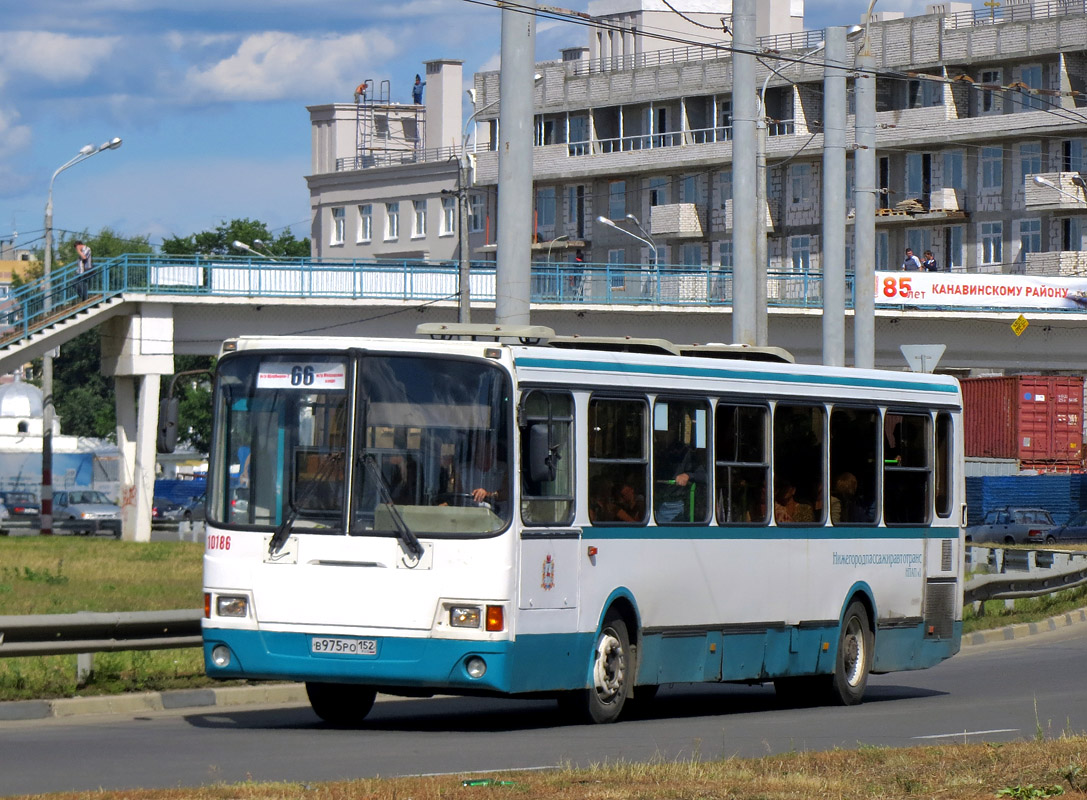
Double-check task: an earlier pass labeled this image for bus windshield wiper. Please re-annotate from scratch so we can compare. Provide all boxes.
[268,451,344,557]
[361,453,424,560]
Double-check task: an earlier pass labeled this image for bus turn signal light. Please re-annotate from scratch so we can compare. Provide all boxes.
[486,605,504,631]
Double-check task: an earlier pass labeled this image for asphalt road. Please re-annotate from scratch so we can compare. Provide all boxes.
[2,623,1085,796]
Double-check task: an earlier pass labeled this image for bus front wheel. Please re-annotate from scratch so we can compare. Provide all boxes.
[559,615,631,724]
[305,682,376,725]
[830,601,872,706]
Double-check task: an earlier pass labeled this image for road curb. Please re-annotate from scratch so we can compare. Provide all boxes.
[0,683,307,722]
[962,607,1087,647]
[4,609,1086,722]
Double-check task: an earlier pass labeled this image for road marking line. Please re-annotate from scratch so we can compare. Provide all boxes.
[912,728,1019,740]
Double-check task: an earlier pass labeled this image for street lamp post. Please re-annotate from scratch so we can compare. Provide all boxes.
[40,137,122,537]
[854,0,879,369]
[456,96,499,324]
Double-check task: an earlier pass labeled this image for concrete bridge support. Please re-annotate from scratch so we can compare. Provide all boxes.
[101,305,174,542]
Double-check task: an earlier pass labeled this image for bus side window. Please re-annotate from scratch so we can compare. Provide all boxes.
[653,398,711,525]
[773,404,826,525]
[883,412,931,525]
[715,403,768,524]
[588,397,648,525]
[520,391,575,526]
[934,412,953,518]
[829,406,879,525]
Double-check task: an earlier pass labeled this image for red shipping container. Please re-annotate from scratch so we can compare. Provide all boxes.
[962,375,1084,463]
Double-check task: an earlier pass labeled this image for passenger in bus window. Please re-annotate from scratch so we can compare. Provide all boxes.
[615,476,645,523]
[830,472,860,524]
[588,475,617,522]
[774,480,814,523]
[655,428,706,522]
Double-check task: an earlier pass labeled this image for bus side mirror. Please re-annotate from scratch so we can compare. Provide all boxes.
[157,397,179,453]
[528,423,556,483]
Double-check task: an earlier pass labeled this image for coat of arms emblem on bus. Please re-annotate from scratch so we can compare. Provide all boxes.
[541,554,556,590]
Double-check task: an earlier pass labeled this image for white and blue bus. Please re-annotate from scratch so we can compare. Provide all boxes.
[202,324,964,724]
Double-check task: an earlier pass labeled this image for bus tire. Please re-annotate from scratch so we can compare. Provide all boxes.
[830,601,872,706]
[305,682,376,725]
[559,614,631,724]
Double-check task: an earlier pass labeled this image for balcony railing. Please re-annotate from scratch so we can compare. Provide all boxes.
[943,0,1087,29]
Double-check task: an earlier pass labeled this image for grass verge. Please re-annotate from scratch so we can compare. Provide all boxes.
[2,537,1086,702]
[11,737,1087,800]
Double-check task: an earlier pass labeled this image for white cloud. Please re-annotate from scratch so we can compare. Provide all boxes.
[183,31,399,102]
[0,108,31,154]
[0,32,119,86]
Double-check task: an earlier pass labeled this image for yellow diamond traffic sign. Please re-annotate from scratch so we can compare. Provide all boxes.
[1011,314,1029,336]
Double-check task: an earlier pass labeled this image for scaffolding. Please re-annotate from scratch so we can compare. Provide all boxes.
[353,78,424,169]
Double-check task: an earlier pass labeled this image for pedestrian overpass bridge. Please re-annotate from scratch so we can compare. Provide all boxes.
[4,253,1085,540]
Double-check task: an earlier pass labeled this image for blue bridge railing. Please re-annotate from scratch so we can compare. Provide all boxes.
[1,253,1083,351]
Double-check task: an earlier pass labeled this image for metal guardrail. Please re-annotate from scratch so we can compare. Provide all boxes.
[964,546,1087,604]
[1,546,1084,661]
[0,610,202,658]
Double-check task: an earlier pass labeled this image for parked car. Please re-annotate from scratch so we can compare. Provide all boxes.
[181,492,206,523]
[0,491,41,526]
[152,496,186,527]
[965,507,1057,545]
[0,502,11,535]
[1041,510,1087,545]
[53,489,122,536]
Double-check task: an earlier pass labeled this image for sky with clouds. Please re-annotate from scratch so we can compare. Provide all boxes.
[0,0,938,252]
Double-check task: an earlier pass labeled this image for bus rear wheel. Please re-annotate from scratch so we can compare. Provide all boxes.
[305,682,376,725]
[830,601,872,706]
[559,615,631,724]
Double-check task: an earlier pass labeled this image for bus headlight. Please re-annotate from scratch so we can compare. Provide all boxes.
[466,656,487,678]
[211,645,232,668]
[450,606,481,628]
[216,595,249,618]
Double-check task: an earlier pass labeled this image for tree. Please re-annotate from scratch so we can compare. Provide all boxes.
[161,218,309,258]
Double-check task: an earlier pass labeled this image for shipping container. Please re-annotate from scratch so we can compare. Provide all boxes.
[962,375,1084,464]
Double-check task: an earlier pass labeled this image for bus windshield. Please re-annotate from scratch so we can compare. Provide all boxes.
[209,351,512,537]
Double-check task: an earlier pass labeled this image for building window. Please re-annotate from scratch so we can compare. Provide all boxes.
[569,115,589,156]
[357,205,372,243]
[979,68,1002,115]
[790,164,812,205]
[789,235,811,272]
[906,228,930,258]
[718,169,732,209]
[440,197,455,236]
[536,186,557,227]
[943,150,964,190]
[1063,218,1085,252]
[1063,138,1087,172]
[947,225,964,270]
[1019,218,1041,260]
[679,243,702,273]
[980,147,1002,191]
[649,177,669,207]
[980,221,1003,265]
[907,78,941,108]
[906,153,925,197]
[876,231,889,270]
[412,199,427,238]
[1016,65,1045,111]
[607,248,626,289]
[385,202,400,240]
[468,194,484,233]
[1019,142,1042,183]
[608,180,625,219]
[330,207,345,245]
[679,174,699,205]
